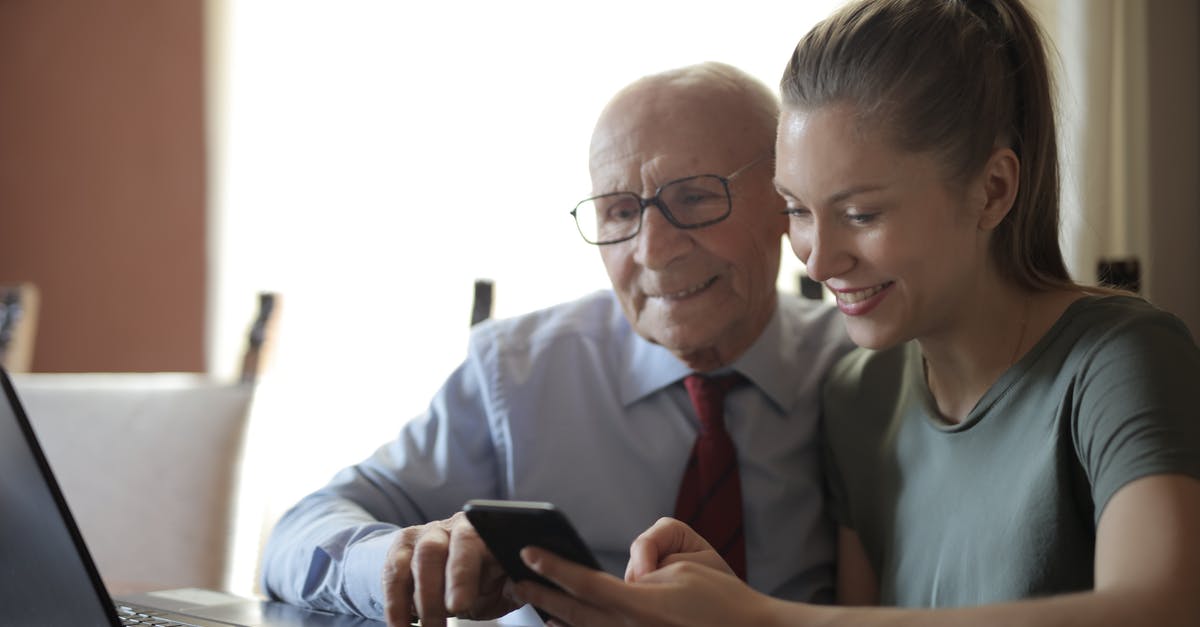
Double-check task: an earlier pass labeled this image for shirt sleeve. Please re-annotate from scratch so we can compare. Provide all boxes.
[1071,308,1200,524]
[259,331,504,620]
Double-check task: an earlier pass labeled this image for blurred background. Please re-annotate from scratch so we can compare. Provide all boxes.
[0,0,1196,595]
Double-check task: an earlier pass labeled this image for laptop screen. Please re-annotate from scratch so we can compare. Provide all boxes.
[0,369,119,626]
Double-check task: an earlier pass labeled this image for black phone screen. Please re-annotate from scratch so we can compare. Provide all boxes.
[463,499,601,591]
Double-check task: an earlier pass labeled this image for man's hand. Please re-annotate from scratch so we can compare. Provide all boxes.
[380,511,518,627]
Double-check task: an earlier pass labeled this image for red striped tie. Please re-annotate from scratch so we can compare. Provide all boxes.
[673,373,746,580]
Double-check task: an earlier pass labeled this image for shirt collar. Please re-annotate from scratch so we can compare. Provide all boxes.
[617,301,794,413]
[619,333,693,406]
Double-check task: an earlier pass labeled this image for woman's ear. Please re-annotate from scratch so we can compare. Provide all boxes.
[976,147,1020,232]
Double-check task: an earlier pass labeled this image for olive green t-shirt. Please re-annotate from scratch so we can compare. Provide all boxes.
[823,295,1200,607]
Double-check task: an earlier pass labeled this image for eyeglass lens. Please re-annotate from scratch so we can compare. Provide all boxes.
[574,175,730,244]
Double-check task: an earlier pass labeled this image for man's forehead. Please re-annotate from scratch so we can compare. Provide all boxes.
[589,111,745,184]
[588,133,727,192]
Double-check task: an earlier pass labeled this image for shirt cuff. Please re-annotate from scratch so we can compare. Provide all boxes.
[344,529,400,620]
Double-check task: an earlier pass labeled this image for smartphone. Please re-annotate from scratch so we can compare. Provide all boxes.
[463,499,601,591]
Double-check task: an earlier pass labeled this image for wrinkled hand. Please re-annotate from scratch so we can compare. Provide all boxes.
[624,517,734,583]
[380,511,518,627]
[510,546,778,627]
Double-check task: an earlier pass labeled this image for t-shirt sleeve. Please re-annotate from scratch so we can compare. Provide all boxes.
[821,347,869,529]
[1071,308,1200,524]
[820,406,853,527]
[820,345,910,530]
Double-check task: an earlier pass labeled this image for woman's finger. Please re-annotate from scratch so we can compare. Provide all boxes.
[509,579,619,627]
[625,517,714,582]
[521,547,636,611]
[658,550,735,576]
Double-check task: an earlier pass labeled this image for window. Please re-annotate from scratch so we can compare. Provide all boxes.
[208,0,840,594]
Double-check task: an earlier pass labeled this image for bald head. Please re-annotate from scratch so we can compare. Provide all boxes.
[585,62,787,371]
[589,62,779,179]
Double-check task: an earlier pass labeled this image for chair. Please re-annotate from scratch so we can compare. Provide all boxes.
[797,272,824,301]
[12,373,255,591]
[471,279,494,327]
[1097,257,1141,293]
[239,292,280,384]
[5,291,284,593]
[0,283,40,372]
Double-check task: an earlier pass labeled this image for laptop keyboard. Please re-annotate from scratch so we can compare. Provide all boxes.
[115,603,198,626]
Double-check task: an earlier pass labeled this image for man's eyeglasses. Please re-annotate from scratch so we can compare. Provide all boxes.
[571,156,766,245]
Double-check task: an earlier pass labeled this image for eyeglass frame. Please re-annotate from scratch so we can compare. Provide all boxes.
[570,155,768,246]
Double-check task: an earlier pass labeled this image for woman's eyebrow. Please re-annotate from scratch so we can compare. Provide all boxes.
[773,181,887,205]
[824,183,886,205]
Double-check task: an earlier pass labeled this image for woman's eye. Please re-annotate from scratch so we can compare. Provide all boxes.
[784,206,812,219]
[847,212,877,225]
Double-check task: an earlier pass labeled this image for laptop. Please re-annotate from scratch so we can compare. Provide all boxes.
[0,367,539,627]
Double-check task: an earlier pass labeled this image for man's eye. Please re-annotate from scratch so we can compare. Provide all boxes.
[677,191,719,205]
[848,212,877,225]
[784,207,812,219]
[604,203,639,221]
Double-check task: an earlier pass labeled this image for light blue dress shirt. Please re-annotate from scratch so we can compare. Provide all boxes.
[261,289,853,620]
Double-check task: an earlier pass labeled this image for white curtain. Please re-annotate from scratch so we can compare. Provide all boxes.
[1031,0,1149,284]
[1032,0,1199,336]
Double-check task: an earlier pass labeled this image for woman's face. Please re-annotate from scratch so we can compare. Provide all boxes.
[774,104,995,350]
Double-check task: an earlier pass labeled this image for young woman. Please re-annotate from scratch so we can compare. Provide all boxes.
[505,0,1200,625]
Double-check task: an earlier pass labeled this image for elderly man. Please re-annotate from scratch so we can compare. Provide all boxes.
[261,62,852,626]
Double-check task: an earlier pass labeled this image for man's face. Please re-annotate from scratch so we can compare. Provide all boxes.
[588,87,786,370]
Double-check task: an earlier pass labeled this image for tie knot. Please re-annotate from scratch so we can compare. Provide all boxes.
[683,373,743,432]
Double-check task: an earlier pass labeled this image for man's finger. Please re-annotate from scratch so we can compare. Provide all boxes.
[444,516,489,613]
[383,529,419,627]
[411,526,452,626]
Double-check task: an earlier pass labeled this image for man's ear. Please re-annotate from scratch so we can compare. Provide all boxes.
[976,147,1020,232]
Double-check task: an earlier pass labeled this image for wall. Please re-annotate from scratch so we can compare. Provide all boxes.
[0,1,1194,373]
[1033,0,1200,338]
[0,0,207,372]
[1145,0,1200,337]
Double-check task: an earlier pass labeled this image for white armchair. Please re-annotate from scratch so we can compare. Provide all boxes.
[10,373,255,592]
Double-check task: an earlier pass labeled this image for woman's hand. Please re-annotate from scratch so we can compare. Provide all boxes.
[624,517,735,582]
[509,546,787,627]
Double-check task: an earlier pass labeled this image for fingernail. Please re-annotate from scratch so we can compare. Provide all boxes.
[520,547,540,569]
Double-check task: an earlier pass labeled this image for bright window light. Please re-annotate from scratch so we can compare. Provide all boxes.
[208,0,842,594]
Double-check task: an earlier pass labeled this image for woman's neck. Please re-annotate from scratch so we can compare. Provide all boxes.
[919,284,1082,424]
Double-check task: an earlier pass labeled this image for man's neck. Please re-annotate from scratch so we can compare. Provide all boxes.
[671,292,778,373]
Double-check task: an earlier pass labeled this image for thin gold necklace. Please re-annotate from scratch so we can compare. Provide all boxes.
[923,295,1033,415]
[1010,295,1031,367]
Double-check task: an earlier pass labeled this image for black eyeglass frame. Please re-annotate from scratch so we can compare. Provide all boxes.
[571,156,766,246]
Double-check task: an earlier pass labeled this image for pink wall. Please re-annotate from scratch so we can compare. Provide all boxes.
[0,0,206,372]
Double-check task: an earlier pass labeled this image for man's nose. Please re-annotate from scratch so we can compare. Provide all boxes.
[634,202,691,269]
